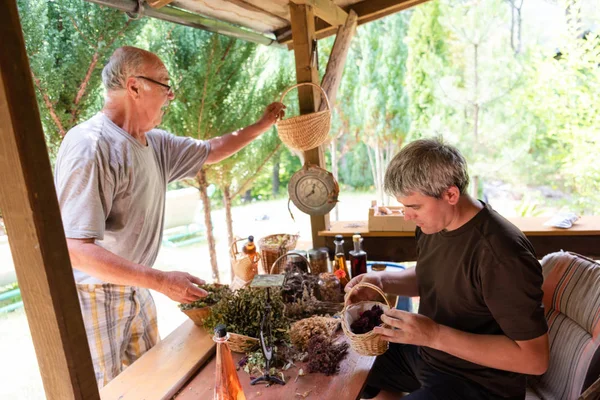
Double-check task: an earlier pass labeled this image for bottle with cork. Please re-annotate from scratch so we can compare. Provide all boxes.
[333,235,350,291]
[349,233,367,278]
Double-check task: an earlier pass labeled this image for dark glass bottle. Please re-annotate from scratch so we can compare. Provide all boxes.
[214,324,246,400]
[333,235,350,290]
[349,234,367,278]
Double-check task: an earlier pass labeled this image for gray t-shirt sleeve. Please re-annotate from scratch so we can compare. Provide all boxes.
[55,156,114,240]
[162,133,211,182]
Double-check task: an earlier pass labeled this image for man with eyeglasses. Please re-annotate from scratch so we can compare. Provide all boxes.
[53,46,286,388]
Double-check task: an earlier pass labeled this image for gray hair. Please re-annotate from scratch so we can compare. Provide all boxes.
[384,138,470,198]
[101,46,157,91]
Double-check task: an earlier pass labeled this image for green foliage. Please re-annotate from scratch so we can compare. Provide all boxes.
[17,0,146,159]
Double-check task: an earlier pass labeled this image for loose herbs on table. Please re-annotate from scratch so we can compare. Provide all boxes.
[306,334,349,376]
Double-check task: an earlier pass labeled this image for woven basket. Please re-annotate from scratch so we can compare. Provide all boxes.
[276,82,331,151]
[341,282,391,356]
[268,252,312,274]
[182,306,212,327]
[230,238,260,284]
[258,234,299,274]
[228,332,260,353]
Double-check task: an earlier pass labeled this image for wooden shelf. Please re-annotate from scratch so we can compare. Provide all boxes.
[320,216,600,237]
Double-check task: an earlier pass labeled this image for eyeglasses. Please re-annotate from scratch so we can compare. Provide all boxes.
[135,76,173,95]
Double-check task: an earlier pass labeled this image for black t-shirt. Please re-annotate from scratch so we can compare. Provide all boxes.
[415,202,548,398]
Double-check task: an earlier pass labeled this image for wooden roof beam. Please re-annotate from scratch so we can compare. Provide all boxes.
[291,0,348,27]
[278,0,431,45]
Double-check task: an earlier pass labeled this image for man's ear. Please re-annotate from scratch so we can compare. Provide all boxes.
[126,77,140,99]
[443,186,460,205]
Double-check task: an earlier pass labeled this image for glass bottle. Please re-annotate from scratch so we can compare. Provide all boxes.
[242,235,256,257]
[214,324,246,400]
[333,235,350,290]
[308,248,329,275]
[349,234,367,278]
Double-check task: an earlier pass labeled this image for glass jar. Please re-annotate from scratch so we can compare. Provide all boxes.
[308,248,329,275]
[317,272,341,302]
[285,250,309,274]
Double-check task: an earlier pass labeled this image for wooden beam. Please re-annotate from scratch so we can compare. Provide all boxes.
[0,3,99,400]
[319,9,358,111]
[289,3,329,248]
[100,320,215,400]
[278,0,431,44]
[146,0,175,8]
[292,0,348,27]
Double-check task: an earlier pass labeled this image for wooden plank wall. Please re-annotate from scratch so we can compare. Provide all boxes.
[0,3,99,399]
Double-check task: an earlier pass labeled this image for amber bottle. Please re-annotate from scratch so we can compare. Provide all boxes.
[242,235,256,257]
[333,235,350,291]
[349,234,367,278]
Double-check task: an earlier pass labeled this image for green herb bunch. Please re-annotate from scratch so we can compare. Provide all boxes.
[203,287,290,340]
[178,284,231,310]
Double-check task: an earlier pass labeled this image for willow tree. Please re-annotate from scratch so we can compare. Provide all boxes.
[17,0,145,158]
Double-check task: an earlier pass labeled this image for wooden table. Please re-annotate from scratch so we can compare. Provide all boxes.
[319,217,600,261]
[175,337,374,400]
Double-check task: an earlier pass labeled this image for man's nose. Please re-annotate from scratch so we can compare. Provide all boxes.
[167,90,175,100]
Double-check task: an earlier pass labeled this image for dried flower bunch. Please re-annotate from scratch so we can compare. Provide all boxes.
[203,287,290,340]
[290,316,340,351]
[178,284,231,310]
[306,334,349,376]
[282,266,320,303]
[350,305,384,334]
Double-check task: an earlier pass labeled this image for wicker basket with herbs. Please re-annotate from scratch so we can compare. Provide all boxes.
[178,284,231,327]
[203,286,290,353]
[258,233,299,274]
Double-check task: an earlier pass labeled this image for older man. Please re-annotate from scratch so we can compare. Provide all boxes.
[348,139,549,400]
[54,46,285,387]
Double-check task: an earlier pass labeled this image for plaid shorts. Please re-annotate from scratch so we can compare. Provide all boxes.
[77,284,159,388]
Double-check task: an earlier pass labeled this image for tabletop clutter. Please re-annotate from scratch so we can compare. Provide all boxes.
[178,231,390,399]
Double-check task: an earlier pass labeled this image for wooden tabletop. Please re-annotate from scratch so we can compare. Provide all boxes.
[174,337,375,400]
[319,216,600,237]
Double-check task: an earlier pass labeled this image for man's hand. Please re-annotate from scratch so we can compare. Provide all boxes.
[256,102,286,128]
[344,272,385,303]
[374,309,440,347]
[155,271,208,304]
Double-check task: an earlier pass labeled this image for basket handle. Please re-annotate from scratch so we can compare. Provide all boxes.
[344,282,390,308]
[269,252,312,274]
[279,82,331,113]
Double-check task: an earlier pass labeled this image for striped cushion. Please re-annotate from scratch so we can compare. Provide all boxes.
[528,251,600,400]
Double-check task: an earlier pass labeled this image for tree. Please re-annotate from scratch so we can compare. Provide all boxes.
[145,22,292,281]
[18,0,145,159]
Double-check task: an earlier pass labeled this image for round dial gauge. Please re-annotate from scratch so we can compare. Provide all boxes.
[288,164,339,216]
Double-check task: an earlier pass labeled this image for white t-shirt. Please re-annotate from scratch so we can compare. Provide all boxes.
[54,113,211,284]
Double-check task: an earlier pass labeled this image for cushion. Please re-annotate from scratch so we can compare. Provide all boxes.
[528,251,600,400]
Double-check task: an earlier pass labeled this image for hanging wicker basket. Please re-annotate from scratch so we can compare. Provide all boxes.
[258,234,299,274]
[230,238,260,287]
[276,82,331,151]
[341,282,391,356]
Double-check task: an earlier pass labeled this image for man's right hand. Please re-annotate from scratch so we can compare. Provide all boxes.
[344,272,385,303]
[155,271,208,304]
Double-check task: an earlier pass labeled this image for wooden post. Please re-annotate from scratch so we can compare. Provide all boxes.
[290,2,329,248]
[0,3,99,400]
[320,9,358,111]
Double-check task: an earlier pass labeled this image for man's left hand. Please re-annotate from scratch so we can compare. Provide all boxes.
[257,102,286,128]
[373,309,441,347]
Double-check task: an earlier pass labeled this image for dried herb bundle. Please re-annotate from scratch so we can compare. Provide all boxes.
[306,335,349,376]
[282,267,320,303]
[350,305,384,334]
[290,316,340,351]
[203,287,289,340]
[178,284,231,310]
